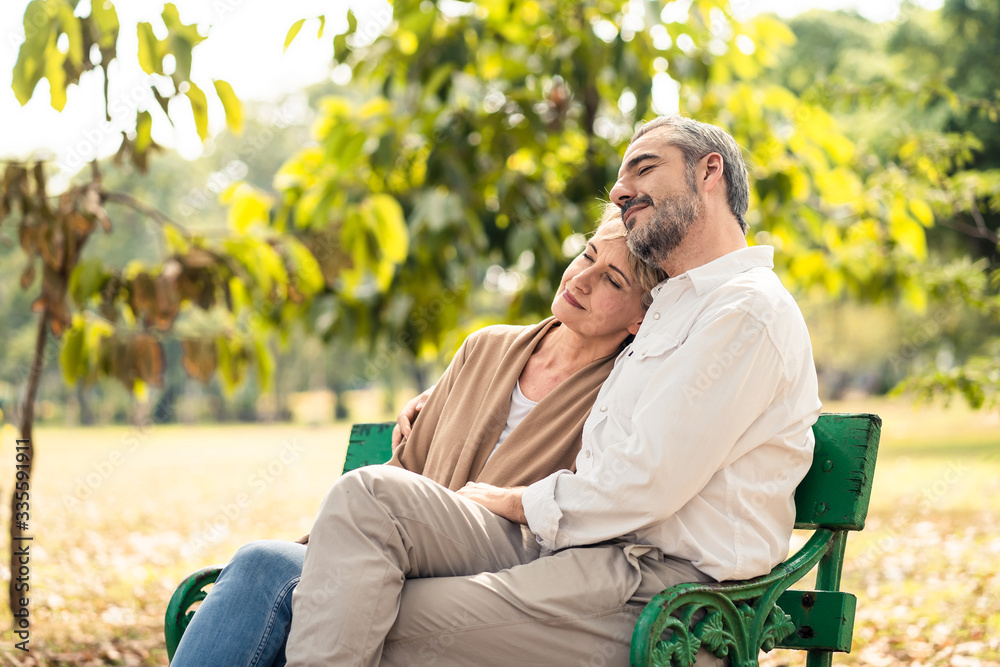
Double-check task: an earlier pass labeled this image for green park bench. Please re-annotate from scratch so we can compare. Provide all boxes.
[165,413,881,666]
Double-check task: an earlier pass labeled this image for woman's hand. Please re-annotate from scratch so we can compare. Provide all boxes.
[392,386,435,447]
[456,483,527,524]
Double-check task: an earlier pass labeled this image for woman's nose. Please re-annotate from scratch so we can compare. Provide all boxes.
[568,267,594,293]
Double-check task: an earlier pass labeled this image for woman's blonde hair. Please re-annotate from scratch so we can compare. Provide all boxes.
[591,202,667,308]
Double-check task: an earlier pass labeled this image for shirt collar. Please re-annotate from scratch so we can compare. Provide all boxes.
[654,246,774,298]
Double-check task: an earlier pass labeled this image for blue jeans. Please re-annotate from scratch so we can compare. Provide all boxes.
[170,540,306,667]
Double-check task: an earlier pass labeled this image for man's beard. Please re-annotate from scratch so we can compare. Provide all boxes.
[626,189,703,269]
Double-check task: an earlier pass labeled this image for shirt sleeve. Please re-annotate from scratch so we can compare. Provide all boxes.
[522,305,789,550]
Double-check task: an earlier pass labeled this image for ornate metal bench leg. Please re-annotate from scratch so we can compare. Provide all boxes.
[164,565,223,662]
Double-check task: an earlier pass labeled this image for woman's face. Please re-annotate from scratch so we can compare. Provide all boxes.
[551,235,647,343]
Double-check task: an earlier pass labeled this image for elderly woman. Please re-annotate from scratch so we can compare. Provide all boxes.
[170,206,666,667]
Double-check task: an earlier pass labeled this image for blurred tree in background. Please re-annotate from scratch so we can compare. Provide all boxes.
[769,0,1000,407]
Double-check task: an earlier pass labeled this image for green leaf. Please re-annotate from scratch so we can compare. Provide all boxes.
[170,34,194,82]
[226,184,271,232]
[284,19,305,52]
[185,81,209,141]
[889,200,927,260]
[909,199,934,227]
[253,336,274,393]
[69,258,107,307]
[903,280,928,314]
[215,336,243,393]
[55,1,84,67]
[43,30,68,110]
[164,225,190,255]
[135,109,153,153]
[137,22,160,74]
[317,14,326,38]
[60,318,86,384]
[283,237,325,295]
[369,194,409,263]
[213,79,244,134]
[90,0,120,48]
[334,11,357,61]
[12,1,53,105]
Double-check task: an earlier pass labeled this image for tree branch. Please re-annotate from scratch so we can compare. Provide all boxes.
[100,191,190,236]
[938,215,1000,245]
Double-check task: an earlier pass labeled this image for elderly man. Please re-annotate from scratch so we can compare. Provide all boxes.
[284,115,821,666]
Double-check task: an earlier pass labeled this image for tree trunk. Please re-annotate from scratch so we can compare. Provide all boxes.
[77,382,94,425]
[9,309,48,621]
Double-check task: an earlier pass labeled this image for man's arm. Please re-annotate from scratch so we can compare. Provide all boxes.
[521,304,806,551]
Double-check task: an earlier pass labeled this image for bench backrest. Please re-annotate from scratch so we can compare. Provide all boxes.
[794,413,881,531]
[343,414,883,532]
[343,422,394,473]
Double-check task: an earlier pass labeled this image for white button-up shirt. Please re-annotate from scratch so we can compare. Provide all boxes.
[521,246,822,581]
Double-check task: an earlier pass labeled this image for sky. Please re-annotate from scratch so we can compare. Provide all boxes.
[0,0,942,188]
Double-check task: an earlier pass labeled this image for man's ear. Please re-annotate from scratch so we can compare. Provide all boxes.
[701,152,724,192]
[627,315,644,336]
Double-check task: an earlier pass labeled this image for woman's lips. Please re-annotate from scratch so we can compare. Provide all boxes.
[562,290,583,309]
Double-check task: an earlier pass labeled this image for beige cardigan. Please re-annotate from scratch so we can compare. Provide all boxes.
[387,317,618,490]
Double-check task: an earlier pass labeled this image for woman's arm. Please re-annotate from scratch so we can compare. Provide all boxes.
[391,385,435,447]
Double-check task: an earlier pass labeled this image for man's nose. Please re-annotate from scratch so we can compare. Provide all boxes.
[609,178,634,205]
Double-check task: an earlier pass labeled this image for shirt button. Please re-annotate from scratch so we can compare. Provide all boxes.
[653,312,660,320]
[584,450,592,458]
[600,405,608,412]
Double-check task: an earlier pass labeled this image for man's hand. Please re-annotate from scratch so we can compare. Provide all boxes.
[391,386,435,447]
[456,483,527,524]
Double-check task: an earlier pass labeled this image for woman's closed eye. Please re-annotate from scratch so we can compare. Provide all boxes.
[582,252,624,290]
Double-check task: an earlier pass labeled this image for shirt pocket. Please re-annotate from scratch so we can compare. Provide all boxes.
[630,334,680,361]
[609,335,681,414]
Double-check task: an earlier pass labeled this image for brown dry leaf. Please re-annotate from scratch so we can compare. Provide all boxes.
[39,220,65,271]
[67,210,96,237]
[181,338,217,383]
[82,183,112,232]
[129,273,156,326]
[132,334,165,387]
[153,273,181,331]
[19,260,35,289]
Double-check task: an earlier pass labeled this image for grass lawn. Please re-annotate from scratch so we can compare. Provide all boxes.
[0,397,996,665]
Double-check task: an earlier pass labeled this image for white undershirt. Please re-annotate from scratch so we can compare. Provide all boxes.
[486,381,538,463]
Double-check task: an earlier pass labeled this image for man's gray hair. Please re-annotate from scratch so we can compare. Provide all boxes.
[629,115,750,234]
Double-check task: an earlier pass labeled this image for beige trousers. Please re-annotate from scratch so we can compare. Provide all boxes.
[286,465,723,667]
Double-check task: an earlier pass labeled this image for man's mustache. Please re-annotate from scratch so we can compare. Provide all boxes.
[620,195,654,218]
